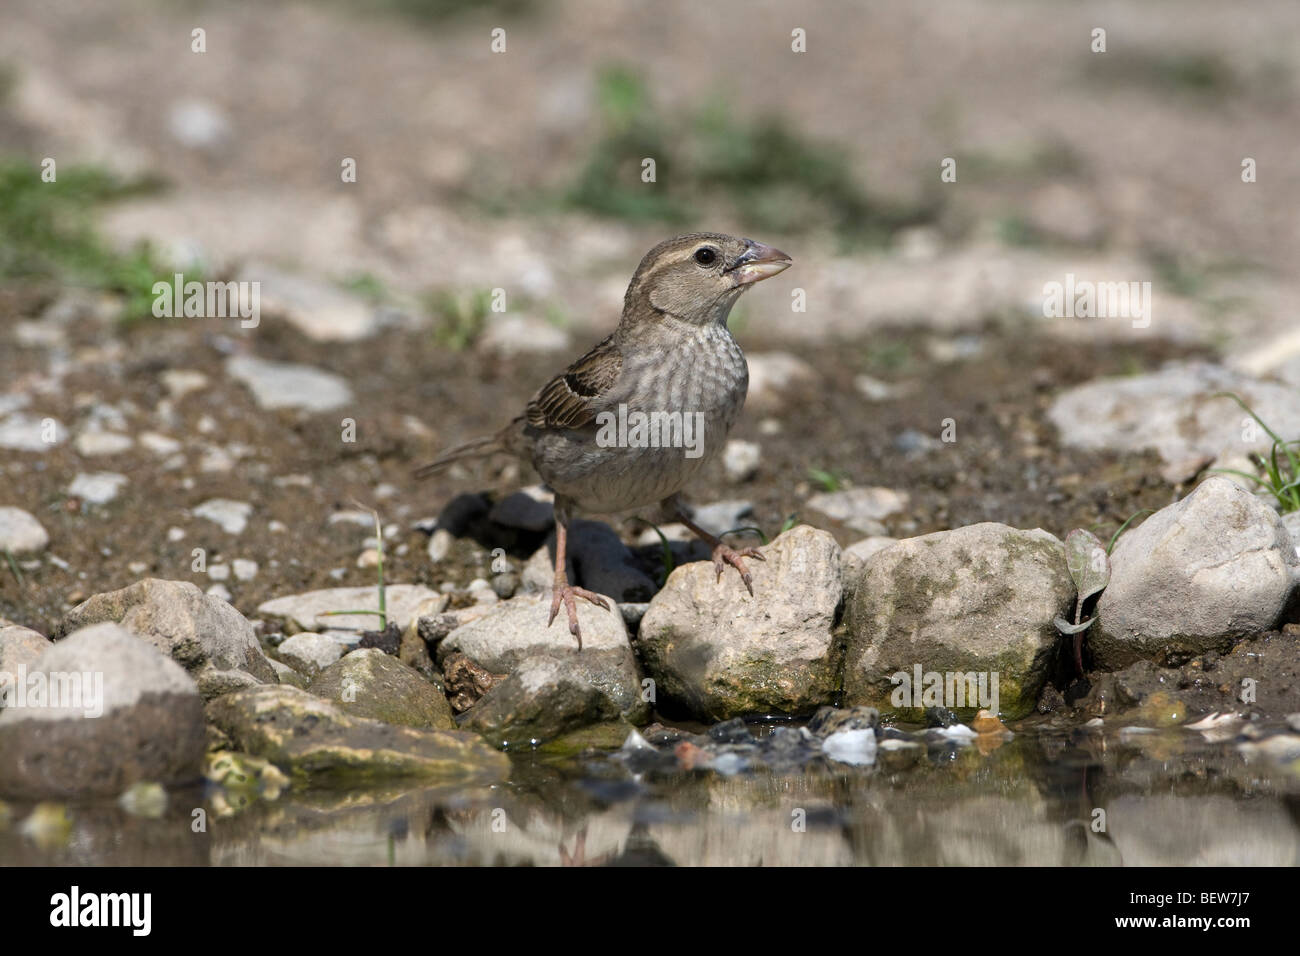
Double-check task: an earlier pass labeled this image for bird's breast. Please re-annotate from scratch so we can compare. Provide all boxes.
[530,324,749,514]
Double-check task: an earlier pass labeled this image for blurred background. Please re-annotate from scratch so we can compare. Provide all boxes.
[1,0,1298,629]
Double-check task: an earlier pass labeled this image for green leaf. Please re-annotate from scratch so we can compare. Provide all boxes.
[1054,616,1096,635]
[1065,529,1110,602]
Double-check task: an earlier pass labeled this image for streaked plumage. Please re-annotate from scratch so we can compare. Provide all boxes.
[416,232,792,646]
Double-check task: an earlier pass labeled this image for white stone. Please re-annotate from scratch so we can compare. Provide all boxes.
[68,472,127,505]
[194,499,253,535]
[226,355,354,413]
[723,440,761,483]
[0,508,49,553]
[73,430,133,456]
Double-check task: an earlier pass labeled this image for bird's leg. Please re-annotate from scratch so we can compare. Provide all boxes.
[673,505,765,597]
[547,518,610,650]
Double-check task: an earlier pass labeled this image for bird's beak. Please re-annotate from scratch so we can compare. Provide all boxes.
[729,241,792,285]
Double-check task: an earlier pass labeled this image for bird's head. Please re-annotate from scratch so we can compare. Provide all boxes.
[624,232,792,327]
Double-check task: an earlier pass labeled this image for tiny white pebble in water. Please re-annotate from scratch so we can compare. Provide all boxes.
[127,562,148,575]
[268,520,287,533]
[166,527,186,543]
[711,752,747,776]
[207,563,230,581]
[206,584,233,602]
[823,728,879,765]
[47,554,70,570]
[933,724,977,740]
[232,559,258,581]
[758,418,782,436]
[395,544,409,557]
[1119,727,1157,738]
[621,730,654,752]
[357,548,380,568]
[328,568,347,580]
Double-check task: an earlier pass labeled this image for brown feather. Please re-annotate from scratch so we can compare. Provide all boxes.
[525,333,622,430]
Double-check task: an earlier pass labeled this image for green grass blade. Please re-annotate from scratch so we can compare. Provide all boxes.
[1107,509,1154,554]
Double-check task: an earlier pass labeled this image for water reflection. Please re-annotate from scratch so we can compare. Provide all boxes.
[2,729,1297,866]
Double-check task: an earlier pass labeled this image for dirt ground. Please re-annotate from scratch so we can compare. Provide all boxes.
[0,0,1292,634]
[0,287,1204,635]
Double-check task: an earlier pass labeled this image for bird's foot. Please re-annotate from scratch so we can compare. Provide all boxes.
[711,543,765,596]
[547,580,610,650]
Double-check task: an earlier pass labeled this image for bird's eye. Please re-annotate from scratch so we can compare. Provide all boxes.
[694,247,717,266]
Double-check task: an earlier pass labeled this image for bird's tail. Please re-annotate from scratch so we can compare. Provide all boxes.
[412,433,505,480]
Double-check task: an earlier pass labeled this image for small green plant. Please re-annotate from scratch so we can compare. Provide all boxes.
[1105,509,1154,554]
[0,159,180,321]
[321,507,388,631]
[2,547,23,586]
[808,467,847,493]
[564,66,938,246]
[1058,508,1156,675]
[338,271,389,302]
[1208,393,1300,514]
[429,288,492,351]
[1055,529,1110,675]
[720,512,799,547]
[644,523,676,588]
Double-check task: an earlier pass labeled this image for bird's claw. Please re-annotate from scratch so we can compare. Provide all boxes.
[547,582,610,650]
[711,544,765,596]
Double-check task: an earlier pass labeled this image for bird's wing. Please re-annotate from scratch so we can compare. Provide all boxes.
[525,333,622,430]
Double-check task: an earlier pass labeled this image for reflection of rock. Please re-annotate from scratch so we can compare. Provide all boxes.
[1094,478,1300,668]
[845,523,1072,719]
[56,578,276,699]
[205,685,508,784]
[0,624,205,798]
[639,526,842,720]
[1103,795,1295,866]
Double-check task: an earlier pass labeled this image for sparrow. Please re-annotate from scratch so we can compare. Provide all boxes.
[415,232,792,647]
